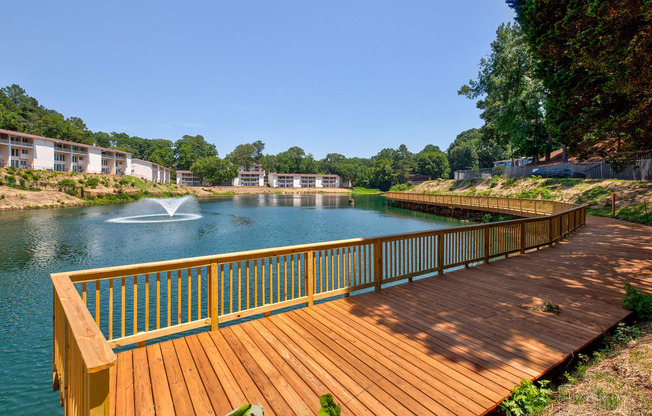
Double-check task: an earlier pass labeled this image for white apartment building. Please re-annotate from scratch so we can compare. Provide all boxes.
[267,173,341,188]
[176,170,204,187]
[0,129,170,183]
[232,171,265,186]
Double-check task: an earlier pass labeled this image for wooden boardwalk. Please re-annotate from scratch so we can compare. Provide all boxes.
[111,216,652,415]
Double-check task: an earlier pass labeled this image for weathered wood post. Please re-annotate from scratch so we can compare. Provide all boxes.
[437,232,445,274]
[520,222,526,254]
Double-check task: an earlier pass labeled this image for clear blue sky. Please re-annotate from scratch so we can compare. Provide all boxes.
[3,1,515,159]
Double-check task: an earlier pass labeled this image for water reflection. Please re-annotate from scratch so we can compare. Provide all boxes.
[0,194,462,415]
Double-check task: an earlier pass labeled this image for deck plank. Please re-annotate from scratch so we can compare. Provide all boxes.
[112,216,652,416]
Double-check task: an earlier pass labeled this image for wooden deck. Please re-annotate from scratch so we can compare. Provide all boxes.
[112,215,652,415]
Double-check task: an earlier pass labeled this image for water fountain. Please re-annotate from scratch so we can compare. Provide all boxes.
[107,195,202,223]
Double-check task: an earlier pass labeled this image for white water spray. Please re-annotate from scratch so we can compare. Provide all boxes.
[106,195,202,223]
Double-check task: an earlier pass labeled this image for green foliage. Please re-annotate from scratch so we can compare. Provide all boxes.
[508,0,652,167]
[623,283,652,321]
[351,187,381,194]
[587,204,652,226]
[500,379,553,416]
[416,151,450,179]
[85,177,100,188]
[606,322,644,350]
[535,302,561,315]
[389,183,414,192]
[493,165,506,176]
[318,394,341,416]
[512,188,556,200]
[57,179,78,196]
[190,156,238,186]
[225,404,264,416]
[459,23,550,162]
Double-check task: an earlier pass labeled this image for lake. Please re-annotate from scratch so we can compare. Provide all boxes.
[0,194,463,415]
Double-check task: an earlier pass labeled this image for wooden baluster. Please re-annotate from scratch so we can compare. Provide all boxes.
[156,272,160,329]
[220,264,224,316]
[276,257,280,303]
[347,247,351,287]
[283,256,288,301]
[262,258,266,306]
[121,277,125,338]
[330,249,334,291]
[145,273,149,331]
[230,264,235,314]
[133,276,138,335]
[82,282,87,305]
[238,263,242,312]
[197,268,201,320]
[438,233,445,274]
[95,281,100,326]
[177,270,181,325]
[318,252,323,293]
[166,272,171,327]
[290,256,294,299]
[354,246,359,287]
[108,279,113,340]
[246,261,250,309]
[187,269,191,323]
[254,260,258,307]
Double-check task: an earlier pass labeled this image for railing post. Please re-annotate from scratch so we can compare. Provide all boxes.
[520,222,526,254]
[209,261,219,331]
[88,367,112,416]
[548,217,553,245]
[437,232,445,274]
[305,251,314,307]
[484,226,490,263]
[373,240,383,291]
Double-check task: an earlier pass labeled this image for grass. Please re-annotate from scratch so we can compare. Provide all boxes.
[350,187,381,194]
[588,203,652,226]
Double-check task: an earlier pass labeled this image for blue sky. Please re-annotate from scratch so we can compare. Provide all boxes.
[3,1,515,158]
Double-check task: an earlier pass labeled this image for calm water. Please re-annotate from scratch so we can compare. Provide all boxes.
[0,194,462,415]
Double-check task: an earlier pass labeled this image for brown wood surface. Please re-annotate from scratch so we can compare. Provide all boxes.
[111,216,652,415]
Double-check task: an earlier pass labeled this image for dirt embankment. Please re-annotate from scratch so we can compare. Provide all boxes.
[0,168,352,210]
[412,177,652,209]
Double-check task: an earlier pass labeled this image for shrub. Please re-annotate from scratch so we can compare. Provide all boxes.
[57,179,78,196]
[85,177,100,188]
[623,283,652,320]
[389,183,414,192]
[493,165,506,176]
[501,379,553,416]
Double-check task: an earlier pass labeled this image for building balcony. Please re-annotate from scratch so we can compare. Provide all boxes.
[0,138,8,145]
[9,140,34,148]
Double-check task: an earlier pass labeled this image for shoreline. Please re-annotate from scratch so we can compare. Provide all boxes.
[0,185,354,211]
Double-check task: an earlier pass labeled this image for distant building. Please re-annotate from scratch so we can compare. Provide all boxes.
[176,170,204,187]
[493,157,533,168]
[232,164,265,186]
[0,129,170,183]
[267,173,341,188]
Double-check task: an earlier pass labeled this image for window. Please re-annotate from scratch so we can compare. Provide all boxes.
[11,148,18,156]
[54,154,66,162]
[78,156,83,161]
[101,160,108,166]
[21,149,28,155]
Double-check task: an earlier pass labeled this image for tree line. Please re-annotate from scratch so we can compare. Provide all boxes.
[461,1,651,169]
[1,84,510,190]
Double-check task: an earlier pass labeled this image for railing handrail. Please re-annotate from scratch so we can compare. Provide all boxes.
[62,194,582,282]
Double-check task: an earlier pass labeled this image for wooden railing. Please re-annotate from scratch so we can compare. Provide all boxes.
[385,191,577,217]
[51,193,587,415]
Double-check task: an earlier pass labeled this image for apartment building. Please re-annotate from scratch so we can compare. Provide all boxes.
[176,170,203,187]
[267,173,341,188]
[0,129,170,183]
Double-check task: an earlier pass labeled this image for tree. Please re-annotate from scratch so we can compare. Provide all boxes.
[420,144,442,154]
[448,143,478,173]
[459,23,550,162]
[229,143,256,170]
[416,152,450,179]
[320,153,346,175]
[507,0,652,167]
[369,158,398,191]
[395,144,415,184]
[252,140,265,163]
[276,146,318,173]
[190,156,238,185]
[174,135,218,170]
